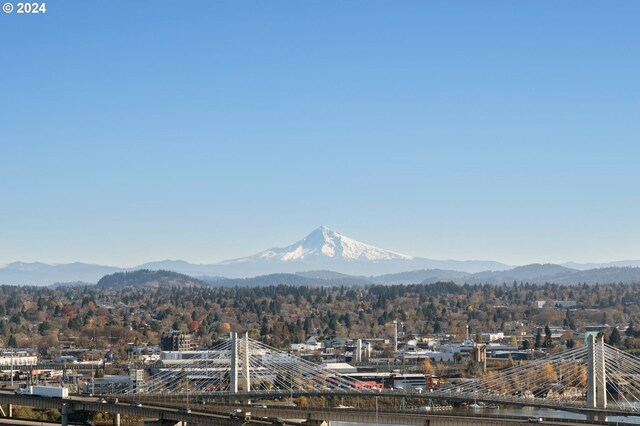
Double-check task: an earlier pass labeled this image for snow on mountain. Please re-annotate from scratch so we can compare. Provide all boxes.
[224,226,414,264]
[0,226,513,283]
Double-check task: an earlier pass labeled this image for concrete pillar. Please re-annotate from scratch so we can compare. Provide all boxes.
[472,344,487,373]
[61,403,69,426]
[587,334,596,408]
[596,335,607,409]
[230,332,238,393]
[130,368,144,394]
[243,332,251,392]
[356,339,362,363]
[7,404,11,418]
[587,334,607,409]
[113,412,121,426]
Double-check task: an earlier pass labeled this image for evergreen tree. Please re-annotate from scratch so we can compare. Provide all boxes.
[626,321,635,337]
[534,329,542,349]
[303,317,313,335]
[609,327,622,347]
[544,325,553,348]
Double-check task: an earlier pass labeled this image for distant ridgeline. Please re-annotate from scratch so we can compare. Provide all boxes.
[93,266,640,290]
[96,269,209,289]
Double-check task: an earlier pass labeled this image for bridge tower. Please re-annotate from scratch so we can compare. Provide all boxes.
[586,334,607,409]
[243,332,251,391]
[230,332,251,393]
[230,332,238,393]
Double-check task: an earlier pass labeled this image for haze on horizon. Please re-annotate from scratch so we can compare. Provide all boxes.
[1,1,639,268]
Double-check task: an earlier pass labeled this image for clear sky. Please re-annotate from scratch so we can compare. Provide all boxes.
[1,1,639,267]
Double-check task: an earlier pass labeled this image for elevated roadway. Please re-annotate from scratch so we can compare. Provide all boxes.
[0,391,627,426]
[151,389,640,418]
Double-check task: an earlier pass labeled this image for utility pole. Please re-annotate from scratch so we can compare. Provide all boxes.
[10,349,13,388]
[393,320,398,353]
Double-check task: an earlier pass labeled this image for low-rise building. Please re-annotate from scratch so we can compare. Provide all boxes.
[161,330,192,352]
[290,336,323,353]
[130,346,161,363]
[0,349,38,366]
[553,300,577,308]
[84,374,130,395]
[480,332,505,342]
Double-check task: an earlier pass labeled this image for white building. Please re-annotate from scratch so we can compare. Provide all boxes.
[480,332,505,342]
[0,350,38,366]
[290,336,323,353]
[321,362,357,374]
[396,341,455,362]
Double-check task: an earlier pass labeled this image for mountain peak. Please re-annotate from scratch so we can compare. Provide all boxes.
[225,226,413,264]
[305,225,334,239]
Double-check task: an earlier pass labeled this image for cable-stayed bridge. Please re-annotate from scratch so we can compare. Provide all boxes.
[5,334,640,425]
[107,333,640,417]
[121,332,362,396]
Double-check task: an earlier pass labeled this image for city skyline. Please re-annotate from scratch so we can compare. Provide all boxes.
[2,1,639,266]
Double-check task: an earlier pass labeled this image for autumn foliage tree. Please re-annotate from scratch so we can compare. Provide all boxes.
[419,357,435,375]
[188,320,200,333]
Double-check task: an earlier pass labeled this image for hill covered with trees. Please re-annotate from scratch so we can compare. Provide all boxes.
[97,269,209,289]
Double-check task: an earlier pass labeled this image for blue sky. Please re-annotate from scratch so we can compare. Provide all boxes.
[1,1,639,266]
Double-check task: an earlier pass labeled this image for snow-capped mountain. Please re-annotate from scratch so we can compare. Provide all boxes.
[4,225,640,285]
[224,226,413,264]
[211,226,510,275]
[0,226,515,284]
